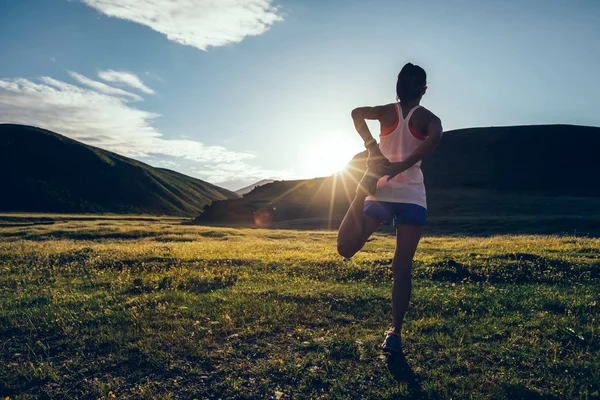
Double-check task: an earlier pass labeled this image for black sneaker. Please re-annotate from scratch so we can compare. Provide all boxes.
[381,329,402,354]
[356,159,390,195]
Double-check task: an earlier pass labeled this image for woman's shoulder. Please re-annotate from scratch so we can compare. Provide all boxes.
[414,106,440,123]
[410,106,442,135]
[382,102,399,114]
[377,103,400,126]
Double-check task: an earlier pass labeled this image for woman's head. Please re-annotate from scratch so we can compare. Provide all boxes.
[396,63,427,103]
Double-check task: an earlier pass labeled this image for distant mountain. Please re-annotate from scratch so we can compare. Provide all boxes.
[235,179,275,196]
[0,124,239,216]
[420,124,600,195]
[192,125,600,235]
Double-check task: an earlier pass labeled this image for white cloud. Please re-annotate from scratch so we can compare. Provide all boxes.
[0,72,286,185]
[98,70,154,94]
[80,0,283,50]
[193,161,292,184]
[145,71,165,83]
[68,71,142,101]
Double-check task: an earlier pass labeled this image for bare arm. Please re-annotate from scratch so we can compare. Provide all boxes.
[351,106,386,143]
[387,116,443,180]
[351,106,389,158]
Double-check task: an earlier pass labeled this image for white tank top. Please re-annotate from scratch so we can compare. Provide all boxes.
[366,103,427,208]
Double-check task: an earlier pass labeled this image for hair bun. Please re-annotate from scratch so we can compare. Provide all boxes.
[397,62,427,102]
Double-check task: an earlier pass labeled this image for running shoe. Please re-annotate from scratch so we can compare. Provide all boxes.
[381,329,402,354]
[356,158,390,195]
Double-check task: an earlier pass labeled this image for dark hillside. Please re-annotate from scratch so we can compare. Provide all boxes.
[0,124,239,216]
[193,124,600,235]
[422,124,600,195]
[235,179,275,196]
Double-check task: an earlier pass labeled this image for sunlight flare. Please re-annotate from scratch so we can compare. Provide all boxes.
[301,134,361,178]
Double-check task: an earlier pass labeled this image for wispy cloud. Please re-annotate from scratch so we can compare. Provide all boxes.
[0,71,287,186]
[79,0,283,50]
[145,71,165,83]
[68,71,142,101]
[98,70,155,94]
[193,161,291,184]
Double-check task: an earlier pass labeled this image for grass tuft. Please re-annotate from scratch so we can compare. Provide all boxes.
[0,215,598,399]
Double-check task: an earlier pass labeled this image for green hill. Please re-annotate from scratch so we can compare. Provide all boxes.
[421,124,600,195]
[192,124,600,235]
[0,124,239,216]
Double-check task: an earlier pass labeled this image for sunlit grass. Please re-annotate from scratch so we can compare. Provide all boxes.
[1,215,599,399]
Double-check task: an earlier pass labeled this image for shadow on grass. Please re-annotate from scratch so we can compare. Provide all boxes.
[419,256,600,285]
[385,351,425,399]
[499,383,561,400]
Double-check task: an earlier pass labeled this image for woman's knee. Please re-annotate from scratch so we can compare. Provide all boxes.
[337,240,359,259]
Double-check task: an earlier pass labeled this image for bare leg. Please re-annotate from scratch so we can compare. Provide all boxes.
[391,224,422,333]
[337,192,381,259]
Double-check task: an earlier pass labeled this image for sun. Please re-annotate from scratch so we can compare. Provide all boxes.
[301,134,361,178]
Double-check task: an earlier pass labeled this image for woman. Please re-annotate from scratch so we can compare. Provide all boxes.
[337,62,443,354]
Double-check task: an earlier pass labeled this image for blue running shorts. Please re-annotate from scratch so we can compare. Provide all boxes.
[363,200,427,226]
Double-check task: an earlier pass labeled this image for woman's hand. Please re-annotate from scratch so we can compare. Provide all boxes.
[366,146,385,167]
[386,161,408,181]
[366,148,391,175]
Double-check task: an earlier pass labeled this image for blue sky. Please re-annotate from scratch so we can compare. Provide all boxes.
[1,0,599,190]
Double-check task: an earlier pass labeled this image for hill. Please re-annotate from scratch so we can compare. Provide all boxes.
[235,179,275,196]
[0,124,239,216]
[192,124,600,235]
[421,124,600,195]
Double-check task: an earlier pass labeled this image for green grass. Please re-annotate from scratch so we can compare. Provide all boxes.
[1,216,599,399]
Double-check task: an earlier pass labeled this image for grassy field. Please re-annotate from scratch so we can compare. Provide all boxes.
[0,215,599,399]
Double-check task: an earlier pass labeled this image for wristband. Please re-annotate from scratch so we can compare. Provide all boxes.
[364,138,377,150]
